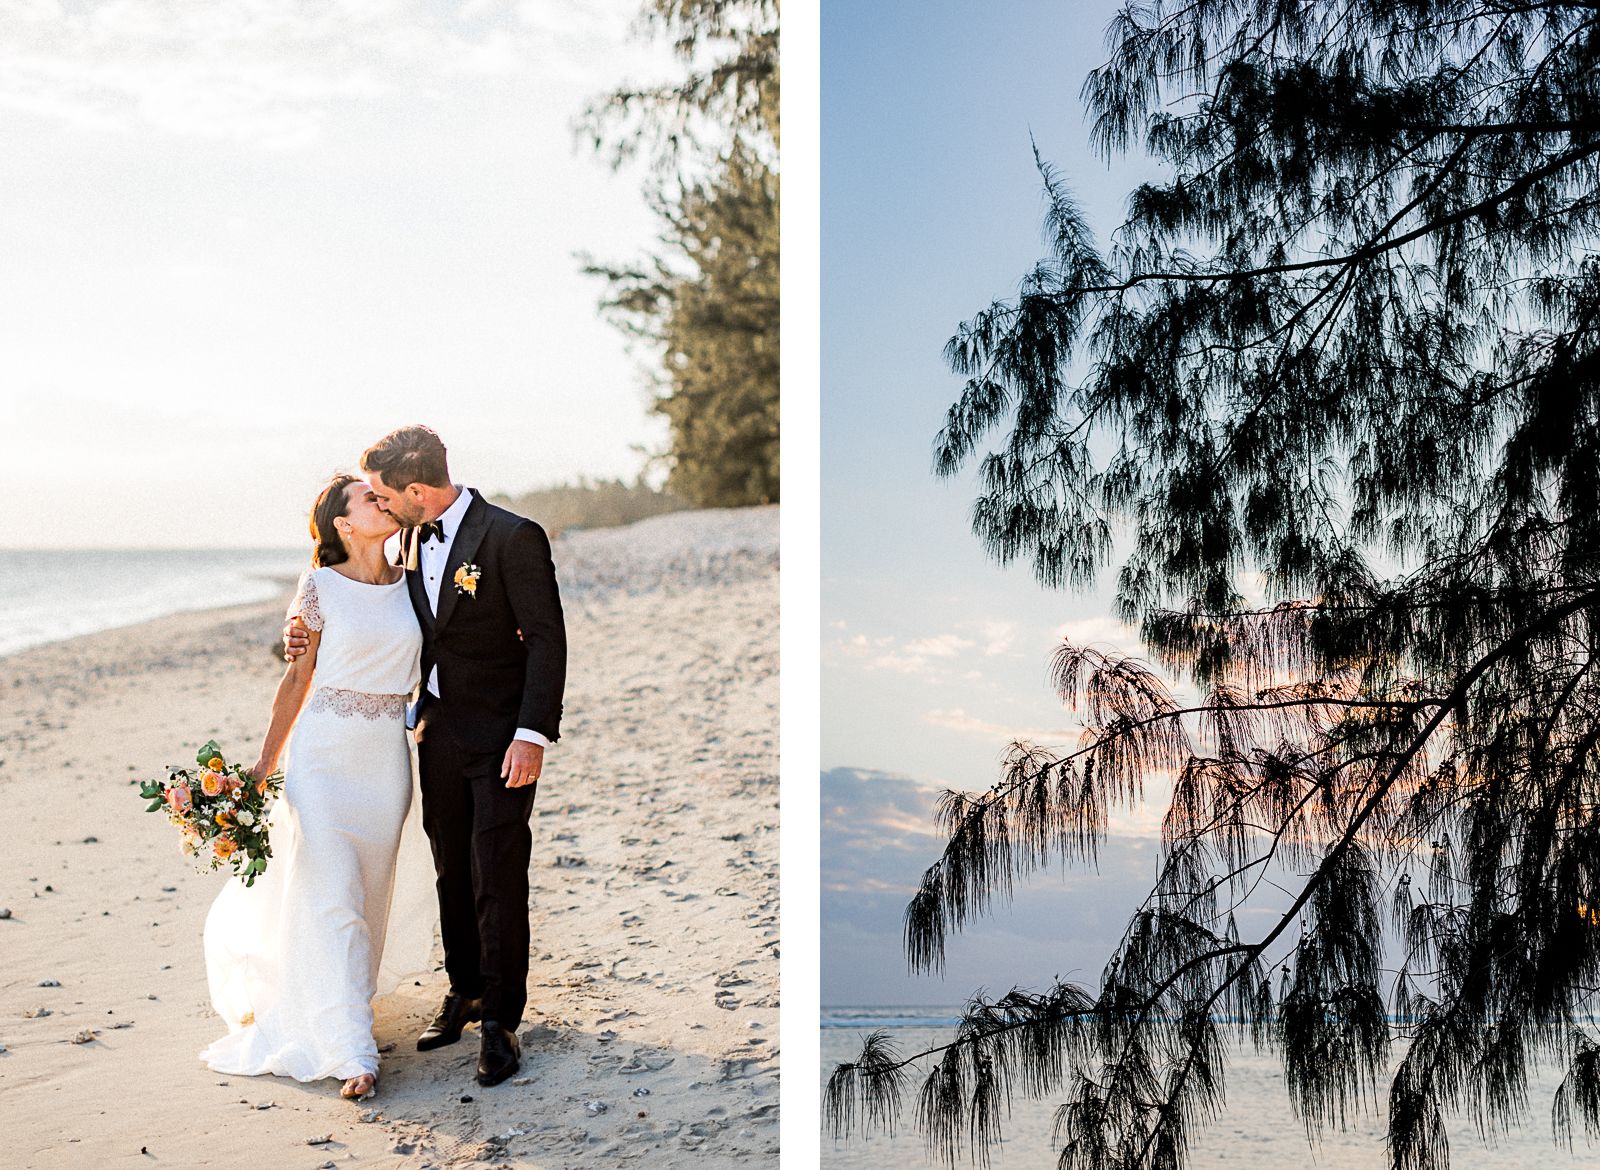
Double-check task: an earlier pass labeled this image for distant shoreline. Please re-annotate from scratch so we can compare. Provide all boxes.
[819,1005,966,1024]
[0,587,300,665]
[0,548,305,663]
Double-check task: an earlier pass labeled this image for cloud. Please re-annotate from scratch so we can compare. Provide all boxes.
[829,624,1011,677]
[980,619,1016,656]
[827,630,972,675]
[820,767,950,894]
[0,0,636,147]
[871,633,975,674]
[902,633,973,658]
[863,652,925,673]
[820,767,1169,1006]
[921,707,1076,743]
[1053,615,1142,649]
[833,632,894,659]
[829,616,1077,683]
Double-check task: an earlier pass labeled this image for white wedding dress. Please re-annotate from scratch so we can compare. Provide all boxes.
[199,566,437,1082]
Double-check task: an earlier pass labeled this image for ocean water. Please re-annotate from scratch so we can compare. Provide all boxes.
[0,548,308,658]
[821,1008,1598,1169]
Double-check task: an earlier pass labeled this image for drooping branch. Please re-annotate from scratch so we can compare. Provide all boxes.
[832,3,1600,1167]
[843,583,1600,1163]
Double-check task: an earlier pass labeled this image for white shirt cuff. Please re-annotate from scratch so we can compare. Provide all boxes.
[514,728,551,748]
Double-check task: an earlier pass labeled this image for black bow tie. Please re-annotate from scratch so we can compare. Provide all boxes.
[418,520,447,545]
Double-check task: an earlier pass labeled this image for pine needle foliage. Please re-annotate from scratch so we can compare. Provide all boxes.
[827,2,1600,1167]
[580,0,778,173]
[583,0,779,508]
[586,143,779,506]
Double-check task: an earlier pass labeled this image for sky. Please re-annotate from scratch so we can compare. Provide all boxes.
[1,0,683,549]
[821,0,1174,1006]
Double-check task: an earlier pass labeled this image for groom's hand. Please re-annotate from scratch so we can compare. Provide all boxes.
[282,618,310,662]
[502,740,543,789]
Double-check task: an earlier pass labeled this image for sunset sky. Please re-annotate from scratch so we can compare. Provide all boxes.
[822,0,1174,1006]
[2,0,680,549]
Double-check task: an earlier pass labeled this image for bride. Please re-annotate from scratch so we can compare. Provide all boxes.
[199,473,436,1100]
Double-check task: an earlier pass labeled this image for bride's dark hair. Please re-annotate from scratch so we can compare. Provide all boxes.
[310,474,359,568]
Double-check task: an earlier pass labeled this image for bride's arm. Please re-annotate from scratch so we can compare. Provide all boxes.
[251,619,320,778]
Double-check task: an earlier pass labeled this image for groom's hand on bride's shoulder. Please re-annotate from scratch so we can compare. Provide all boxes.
[501,740,543,789]
[281,617,310,662]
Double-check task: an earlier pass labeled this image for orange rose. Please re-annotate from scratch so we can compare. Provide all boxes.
[200,771,225,798]
[213,836,237,860]
[206,756,225,770]
[215,810,234,828]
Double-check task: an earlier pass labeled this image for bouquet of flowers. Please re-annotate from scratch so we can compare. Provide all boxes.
[138,740,283,886]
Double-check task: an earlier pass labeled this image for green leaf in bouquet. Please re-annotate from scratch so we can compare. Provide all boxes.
[241,856,267,886]
[195,740,224,768]
[145,799,165,813]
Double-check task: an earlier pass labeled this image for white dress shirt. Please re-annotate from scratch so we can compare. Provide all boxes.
[420,487,550,750]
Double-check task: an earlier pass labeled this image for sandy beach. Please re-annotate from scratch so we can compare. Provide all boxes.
[0,506,779,1169]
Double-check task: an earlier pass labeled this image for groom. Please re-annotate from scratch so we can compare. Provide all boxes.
[286,425,567,1086]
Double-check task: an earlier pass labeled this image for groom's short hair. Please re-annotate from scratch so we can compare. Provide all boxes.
[361,425,451,490]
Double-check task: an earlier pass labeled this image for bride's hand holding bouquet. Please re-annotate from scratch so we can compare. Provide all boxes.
[138,739,284,886]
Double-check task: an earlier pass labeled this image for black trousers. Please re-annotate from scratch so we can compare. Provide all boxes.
[415,708,537,1030]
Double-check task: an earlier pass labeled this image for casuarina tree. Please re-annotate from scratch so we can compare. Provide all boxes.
[583,0,779,506]
[826,2,1600,1168]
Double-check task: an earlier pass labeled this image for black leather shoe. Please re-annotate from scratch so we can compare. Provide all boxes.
[476,1021,521,1086]
[416,991,482,1052]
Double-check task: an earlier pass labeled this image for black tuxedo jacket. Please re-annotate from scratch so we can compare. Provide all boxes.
[402,490,567,753]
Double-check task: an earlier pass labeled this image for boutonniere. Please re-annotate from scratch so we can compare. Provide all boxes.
[453,563,482,598]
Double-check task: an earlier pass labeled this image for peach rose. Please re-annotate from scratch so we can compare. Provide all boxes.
[200,770,225,798]
[165,784,193,814]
